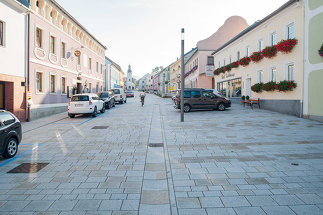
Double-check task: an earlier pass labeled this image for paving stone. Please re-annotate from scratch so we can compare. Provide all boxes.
[262,206,296,215]
[296,194,323,204]
[234,207,266,215]
[121,199,139,210]
[220,196,251,207]
[246,195,277,206]
[99,200,122,211]
[139,204,170,215]
[271,194,304,205]
[176,197,201,208]
[206,208,236,215]
[141,190,169,204]
[199,197,223,207]
[290,205,323,215]
[178,208,207,215]
[142,180,167,191]
[48,200,77,211]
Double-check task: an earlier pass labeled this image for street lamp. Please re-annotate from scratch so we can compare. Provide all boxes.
[180,28,185,122]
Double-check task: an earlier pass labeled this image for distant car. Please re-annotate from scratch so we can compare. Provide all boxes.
[126,91,134,97]
[68,93,105,118]
[0,110,22,158]
[110,88,127,104]
[98,91,115,109]
[174,88,231,112]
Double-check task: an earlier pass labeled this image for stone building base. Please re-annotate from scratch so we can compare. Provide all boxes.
[259,99,301,117]
[30,103,67,120]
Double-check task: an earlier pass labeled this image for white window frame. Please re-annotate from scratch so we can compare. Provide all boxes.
[285,62,295,81]
[258,39,264,51]
[269,31,277,46]
[49,73,57,94]
[35,25,44,49]
[236,51,240,61]
[229,55,232,64]
[0,20,6,47]
[286,22,295,39]
[246,46,250,57]
[223,58,226,66]
[269,67,277,82]
[35,70,44,94]
[257,70,264,83]
[61,76,67,95]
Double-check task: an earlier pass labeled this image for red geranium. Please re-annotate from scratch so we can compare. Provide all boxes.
[250,51,263,62]
[262,46,277,58]
[238,57,251,67]
[275,39,298,53]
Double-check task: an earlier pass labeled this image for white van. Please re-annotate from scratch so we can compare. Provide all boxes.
[110,88,127,104]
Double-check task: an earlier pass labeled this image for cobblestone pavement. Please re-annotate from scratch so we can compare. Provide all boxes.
[1,92,323,215]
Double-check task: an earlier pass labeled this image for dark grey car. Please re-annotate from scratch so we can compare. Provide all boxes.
[0,110,22,158]
[98,91,116,109]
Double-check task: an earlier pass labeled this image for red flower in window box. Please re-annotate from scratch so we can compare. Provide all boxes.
[238,57,251,67]
[214,67,224,75]
[250,51,263,62]
[275,39,298,53]
[251,83,264,93]
[230,61,239,69]
[318,43,323,57]
[261,46,277,58]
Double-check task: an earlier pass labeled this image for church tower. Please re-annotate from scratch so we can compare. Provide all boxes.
[126,65,133,90]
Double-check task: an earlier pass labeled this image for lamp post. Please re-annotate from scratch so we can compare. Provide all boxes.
[180,28,185,122]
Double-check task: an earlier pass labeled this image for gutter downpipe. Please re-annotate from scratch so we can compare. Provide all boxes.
[26,12,30,122]
[300,1,305,119]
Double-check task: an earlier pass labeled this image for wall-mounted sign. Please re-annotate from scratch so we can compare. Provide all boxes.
[74,50,81,57]
[221,73,235,79]
[205,65,214,77]
[26,91,32,100]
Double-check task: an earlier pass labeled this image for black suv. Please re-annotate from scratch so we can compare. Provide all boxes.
[0,110,22,158]
[174,88,231,112]
[98,91,116,109]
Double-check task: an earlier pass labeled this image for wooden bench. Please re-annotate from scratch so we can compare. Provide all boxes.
[242,98,260,109]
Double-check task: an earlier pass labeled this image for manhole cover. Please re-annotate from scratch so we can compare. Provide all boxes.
[92,126,109,129]
[291,163,299,166]
[7,163,49,173]
[148,143,164,147]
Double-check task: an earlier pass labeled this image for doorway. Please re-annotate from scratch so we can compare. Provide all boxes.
[0,82,4,109]
[245,78,251,97]
[77,83,82,94]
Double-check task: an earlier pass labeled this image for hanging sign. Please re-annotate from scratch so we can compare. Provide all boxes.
[74,50,81,57]
[26,91,32,100]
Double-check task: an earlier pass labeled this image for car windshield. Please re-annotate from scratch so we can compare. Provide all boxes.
[99,93,109,98]
[71,95,89,101]
[108,91,114,96]
[128,91,133,93]
[113,89,120,94]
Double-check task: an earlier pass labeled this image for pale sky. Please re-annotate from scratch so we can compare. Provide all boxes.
[56,0,288,78]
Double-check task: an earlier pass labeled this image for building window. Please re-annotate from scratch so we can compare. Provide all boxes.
[271,68,277,82]
[246,46,250,57]
[61,42,66,58]
[229,55,232,64]
[50,35,56,54]
[36,72,43,93]
[207,56,214,65]
[50,74,56,93]
[61,77,66,94]
[287,23,295,39]
[0,20,5,46]
[36,27,42,48]
[223,59,226,66]
[96,62,99,72]
[96,83,99,92]
[101,64,103,74]
[271,32,277,46]
[258,71,264,83]
[258,39,264,51]
[237,51,240,60]
[218,61,220,68]
[287,64,294,81]
[88,83,92,93]
[77,54,81,65]
[88,58,92,69]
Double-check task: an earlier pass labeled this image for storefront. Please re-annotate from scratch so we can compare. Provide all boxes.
[217,77,242,98]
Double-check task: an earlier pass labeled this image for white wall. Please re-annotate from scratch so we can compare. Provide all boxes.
[0,1,27,78]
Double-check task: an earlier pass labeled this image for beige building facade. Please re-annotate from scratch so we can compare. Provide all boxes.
[213,0,304,117]
[169,58,181,92]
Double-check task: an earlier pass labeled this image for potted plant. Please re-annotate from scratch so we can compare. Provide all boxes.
[241,95,246,100]
[246,95,250,100]
[319,43,323,57]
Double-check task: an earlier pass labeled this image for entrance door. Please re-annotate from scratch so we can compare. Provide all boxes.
[245,78,251,97]
[77,83,82,94]
[0,82,4,109]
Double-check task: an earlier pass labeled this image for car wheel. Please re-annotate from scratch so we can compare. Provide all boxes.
[100,105,105,113]
[218,103,226,111]
[183,104,191,113]
[92,106,97,117]
[68,114,75,118]
[124,99,127,103]
[3,137,18,158]
[120,100,124,104]
[113,101,115,107]
[107,102,111,109]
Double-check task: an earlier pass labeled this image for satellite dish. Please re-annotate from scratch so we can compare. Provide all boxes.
[66,52,71,59]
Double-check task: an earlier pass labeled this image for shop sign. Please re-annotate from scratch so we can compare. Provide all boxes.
[170,86,174,91]
[26,91,32,100]
[221,73,235,79]
[205,65,214,77]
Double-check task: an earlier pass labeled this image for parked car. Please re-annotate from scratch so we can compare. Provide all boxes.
[205,88,223,96]
[0,110,22,158]
[110,88,127,104]
[174,88,231,112]
[126,91,134,97]
[98,91,115,109]
[68,93,105,118]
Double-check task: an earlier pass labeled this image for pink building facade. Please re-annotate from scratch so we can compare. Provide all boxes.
[184,16,249,89]
[28,0,106,119]
[153,74,159,92]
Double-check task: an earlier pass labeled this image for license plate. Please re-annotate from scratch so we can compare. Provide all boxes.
[75,104,83,107]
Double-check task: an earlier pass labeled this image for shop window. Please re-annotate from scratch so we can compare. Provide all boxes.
[36,72,43,93]
[287,64,295,81]
[36,27,43,48]
[61,42,66,58]
[50,74,56,93]
[61,77,66,94]
[271,32,277,46]
[0,20,5,47]
[287,23,295,39]
[50,35,56,54]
